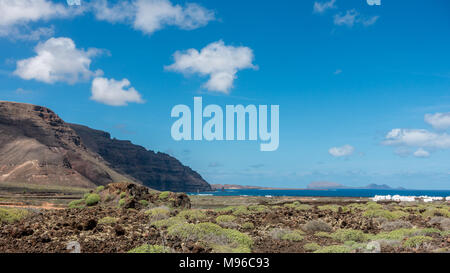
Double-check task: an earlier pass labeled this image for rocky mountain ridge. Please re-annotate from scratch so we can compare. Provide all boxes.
[0,101,211,192]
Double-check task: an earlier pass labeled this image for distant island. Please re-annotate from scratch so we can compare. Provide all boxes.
[211,182,406,191]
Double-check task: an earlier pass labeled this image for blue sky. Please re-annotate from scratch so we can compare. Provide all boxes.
[1,0,450,189]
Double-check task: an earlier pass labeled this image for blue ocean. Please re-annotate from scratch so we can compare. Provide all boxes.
[189,188,450,198]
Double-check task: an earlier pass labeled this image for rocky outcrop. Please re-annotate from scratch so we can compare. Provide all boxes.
[68,123,212,192]
[0,101,211,192]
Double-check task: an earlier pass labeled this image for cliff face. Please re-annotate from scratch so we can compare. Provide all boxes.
[0,101,211,192]
[68,124,212,192]
[0,101,133,188]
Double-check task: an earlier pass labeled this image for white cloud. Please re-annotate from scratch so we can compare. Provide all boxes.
[334,9,358,27]
[425,112,450,130]
[361,15,379,26]
[334,9,379,27]
[14,37,103,84]
[0,0,74,40]
[90,77,144,106]
[0,0,69,27]
[329,145,355,157]
[134,0,214,34]
[383,129,450,149]
[91,0,135,23]
[91,0,215,35]
[413,148,430,158]
[165,40,256,93]
[313,0,336,14]
[0,25,54,41]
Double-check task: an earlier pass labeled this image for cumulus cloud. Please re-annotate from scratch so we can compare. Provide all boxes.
[383,129,450,149]
[91,0,214,35]
[0,0,84,40]
[0,0,69,27]
[313,0,336,14]
[328,145,355,157]
[165,40,256,93]
[90,77,144,106]
[413,148,430,158]
[134,0,214,34]
[334,9,379,27]
[425,112,450,130]
[14,37,103,84]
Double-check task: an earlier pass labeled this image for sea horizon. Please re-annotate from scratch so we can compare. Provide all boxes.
[189,188,450,198]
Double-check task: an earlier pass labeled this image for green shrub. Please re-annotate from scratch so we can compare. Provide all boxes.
[418,228,441,236]
[95,186,105,193]
[284,202,311,211]
[248,205,269,212]
[98,216,118,225]
[372,228,419,240]
[214,205,251,215]
[242,222,254,229]
[315,231,333,238]
[146,207,171,221]
[232,206,250,216]
[168,222,253,253]
[68,199,84,209]
[318,205,342,212]
[128,244,171,253]
[0,208,29,223]
[83,193,90,199]
[85,193,100,206]
[118,198,126,207]
[403,236,433,248]
[304,242,321,252]
[281,231,304,241]
[331,229,368,243]
[363,209,408,220]
[216,215,236,223]
[178,209,206,221]
[314,245,351,253]
[159,191,170,200]
[119,192,127,199]
[214,206,236,213]
[139,200,149,207]
[422,208,450,218]
[365,202,383,210]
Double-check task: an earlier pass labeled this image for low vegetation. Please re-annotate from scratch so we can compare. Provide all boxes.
[1,189,448,253]
[128,244,172,253]
[0,208,29,223]
[167,222,253,253]
[269,228,304,242]
[85,193,101,206]
[98,216,118,225]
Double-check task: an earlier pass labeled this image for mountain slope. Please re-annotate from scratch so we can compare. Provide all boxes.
[68,123,211,192]
[0,101,132,187]
[0,101,211,192]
